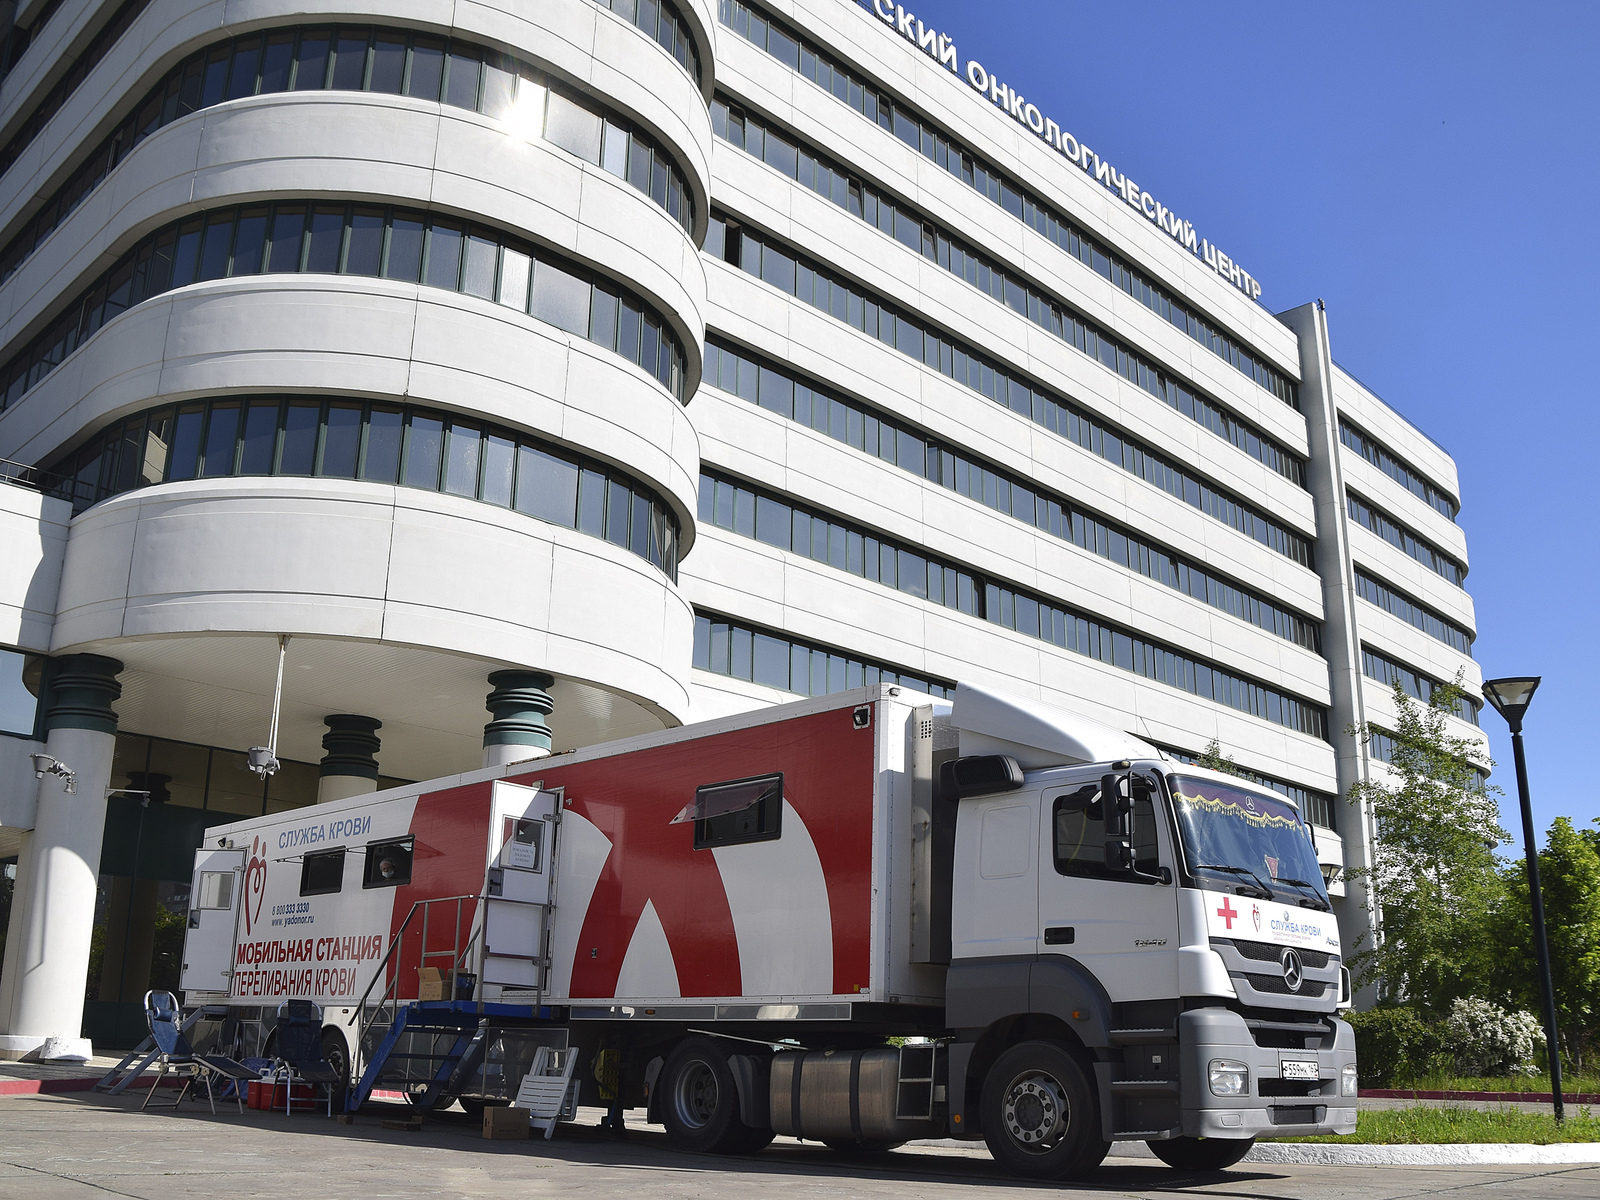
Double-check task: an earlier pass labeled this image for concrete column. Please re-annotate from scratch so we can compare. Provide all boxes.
[482,670,555,768]
[1279,301,1378,1003]
[0,653,122,1060]
[317,714,382,804]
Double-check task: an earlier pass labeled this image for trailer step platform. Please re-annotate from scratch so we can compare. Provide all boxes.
[347,1002,559,1113]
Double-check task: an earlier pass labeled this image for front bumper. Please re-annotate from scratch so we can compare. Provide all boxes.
[1173,1007,1356,1140]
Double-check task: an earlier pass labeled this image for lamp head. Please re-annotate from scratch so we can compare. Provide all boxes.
[246,746,280,778]
[1482,676,1540,733]
[30,754,76,792]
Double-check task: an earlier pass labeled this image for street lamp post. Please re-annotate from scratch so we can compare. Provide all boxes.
[1481,676,1563,1125]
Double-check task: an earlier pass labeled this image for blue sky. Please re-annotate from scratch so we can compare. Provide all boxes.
[871,0,1599,853]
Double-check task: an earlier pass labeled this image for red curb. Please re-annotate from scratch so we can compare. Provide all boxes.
[0,1076,187,1096]
[1360,1088,1600,1104]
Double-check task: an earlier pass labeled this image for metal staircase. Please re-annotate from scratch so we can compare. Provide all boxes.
[346,846,563,1112]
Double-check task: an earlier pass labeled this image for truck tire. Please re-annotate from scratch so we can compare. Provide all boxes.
[321,1029,351,1095]
[660,1037,767,1154]
[1147,1136,1255,1171]
[980,1041,1109,1181]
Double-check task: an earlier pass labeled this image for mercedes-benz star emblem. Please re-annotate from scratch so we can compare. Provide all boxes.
[1281,948,1304,993]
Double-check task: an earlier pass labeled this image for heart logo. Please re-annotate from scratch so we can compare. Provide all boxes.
[243,836,267,935]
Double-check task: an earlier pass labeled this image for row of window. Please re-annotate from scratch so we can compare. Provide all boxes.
[710,99,1304,488]
[0,200,689,413]
[1159,745,1337,831]
[1354,569,1473,655]
[1361,646,1479,725]
[592,0,702,83]
[693,612,954,699]
[715,0,1297,408]
[708,216,1314,567]
[41,397,682,578]
[1,0,149,179]
[0,0,64,84]
[298,840,415,894]
[1367,727,1488,790]
[1346,492,1464,587]
[699,470,1326,739]
[1339,419,1457,520]
[703,339,1320,650]
[1,25,697,289]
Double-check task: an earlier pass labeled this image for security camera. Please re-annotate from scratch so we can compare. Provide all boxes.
[246,746,280,778]
[30,754,76,794]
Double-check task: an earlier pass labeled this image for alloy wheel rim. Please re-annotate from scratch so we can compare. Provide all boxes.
[1002,1069,1068,1153]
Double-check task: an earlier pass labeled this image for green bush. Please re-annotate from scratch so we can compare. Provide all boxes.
[1347,1006,1445,1087]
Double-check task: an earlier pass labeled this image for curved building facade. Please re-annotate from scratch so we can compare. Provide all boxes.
[0,0,1481,1055]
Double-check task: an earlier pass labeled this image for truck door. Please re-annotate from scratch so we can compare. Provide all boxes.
[180,847,246,994]
[1038,772,1178,1001]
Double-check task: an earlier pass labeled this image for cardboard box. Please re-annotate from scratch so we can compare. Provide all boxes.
[417,967,449,1001]
[483,1105,531,1139]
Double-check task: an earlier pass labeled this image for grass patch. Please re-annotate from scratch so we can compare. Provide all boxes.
[1382,1071,1600,1095]
[1281,1105,1600,1144]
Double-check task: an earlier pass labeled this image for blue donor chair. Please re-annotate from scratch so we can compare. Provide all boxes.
[140,991,257,1114]
[271,1000,345,1116]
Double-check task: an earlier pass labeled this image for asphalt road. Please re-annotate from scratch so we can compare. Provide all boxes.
[1,1092,1596,1200]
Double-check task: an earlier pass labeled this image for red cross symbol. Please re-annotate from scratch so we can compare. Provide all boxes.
[1216,898,1238,929]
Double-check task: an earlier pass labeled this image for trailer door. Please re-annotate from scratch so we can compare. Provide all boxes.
[482,784,561,993]
[181,847,246,993]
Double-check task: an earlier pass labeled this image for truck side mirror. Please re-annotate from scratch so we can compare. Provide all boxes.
[1100,773,1132,839]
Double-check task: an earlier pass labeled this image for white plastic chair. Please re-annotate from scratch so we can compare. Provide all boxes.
[514,1046,579,1138]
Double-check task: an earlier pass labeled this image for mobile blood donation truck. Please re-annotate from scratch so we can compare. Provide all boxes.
[181,682,1355,1180]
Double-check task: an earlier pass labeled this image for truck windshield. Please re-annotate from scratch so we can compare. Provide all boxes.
[1170,776,1329,909]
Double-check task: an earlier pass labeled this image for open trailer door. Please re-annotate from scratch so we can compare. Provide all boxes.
[180,846,245,994]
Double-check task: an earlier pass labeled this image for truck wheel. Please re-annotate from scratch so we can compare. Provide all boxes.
[1147,1136,1255,1171]
[980,1041,1109,1181]
[660,1037,766,1154]
[321,1029,351,1094]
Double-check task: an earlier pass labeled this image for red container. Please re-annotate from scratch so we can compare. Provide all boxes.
[246,1080,316,1110]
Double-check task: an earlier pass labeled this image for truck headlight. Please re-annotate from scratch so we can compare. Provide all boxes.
[1341,1064,1358,1097]
[1208,1059,1249,1097]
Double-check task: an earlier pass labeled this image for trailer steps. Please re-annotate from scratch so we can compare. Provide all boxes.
[346,1001,555,1113]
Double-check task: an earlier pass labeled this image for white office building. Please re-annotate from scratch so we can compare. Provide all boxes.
[0,0,1482,1056]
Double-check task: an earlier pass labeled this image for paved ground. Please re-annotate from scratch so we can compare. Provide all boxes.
[1,1091,1597,1200]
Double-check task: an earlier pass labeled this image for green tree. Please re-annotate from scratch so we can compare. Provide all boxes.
[1345,678,1507,1014]
[1196,738,1245,777]
[1492,817,1600,1068]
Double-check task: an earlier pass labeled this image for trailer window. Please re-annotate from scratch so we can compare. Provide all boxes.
[686,774,783,849]
[1052,786,1160,881]
[363,838,413,888]
[300,848,346,896]
[196,871,234,909]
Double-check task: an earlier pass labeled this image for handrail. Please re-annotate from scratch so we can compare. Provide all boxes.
[351,891,554,1088]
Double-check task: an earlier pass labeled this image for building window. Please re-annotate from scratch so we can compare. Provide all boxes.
[0,23,699,292]
[716,0,1296,407]
[1347,493,1464,587]
[45,397,681,581]
[707,216,1313,568]
[710,96,1304,485]
[1339,419,1457,520]
[0,648,41,738]
[692,611,953,700]
[699,354,1322,651]
[0,200,688,413]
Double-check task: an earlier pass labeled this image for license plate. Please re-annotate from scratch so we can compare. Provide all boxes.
[1280,1060,1319,1081]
